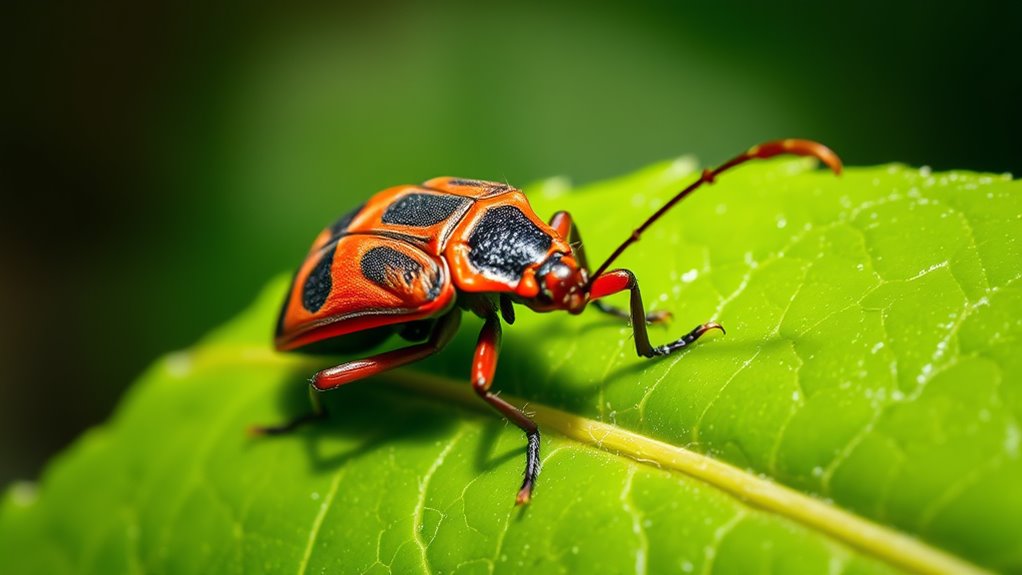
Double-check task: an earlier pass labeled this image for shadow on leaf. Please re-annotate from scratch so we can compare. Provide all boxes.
[258,369,526,480]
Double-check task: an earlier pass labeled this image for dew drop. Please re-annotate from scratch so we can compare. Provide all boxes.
[917,363,934,384]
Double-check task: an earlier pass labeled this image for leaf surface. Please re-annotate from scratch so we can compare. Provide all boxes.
[3,159,1019,574]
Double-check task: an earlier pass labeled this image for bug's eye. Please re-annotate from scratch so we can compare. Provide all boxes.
[535,255,566,299]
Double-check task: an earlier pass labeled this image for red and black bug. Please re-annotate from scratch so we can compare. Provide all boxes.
[254,139,843,504]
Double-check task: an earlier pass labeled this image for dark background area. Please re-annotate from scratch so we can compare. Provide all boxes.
[2,0,1019,486]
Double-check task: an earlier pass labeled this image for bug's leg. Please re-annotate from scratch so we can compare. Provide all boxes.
[249,310,462,435]
[499,294,516,325]
[248,386,328,436]
[589,269,724,358]
[472,313,540,505]
[549,211,590,273]
[591,299,671,325]
[550,210,670,324]
[311,310,461,390]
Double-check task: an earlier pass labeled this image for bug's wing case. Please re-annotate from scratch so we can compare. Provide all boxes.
[275,234,455,351]
[341,181,515,257]
[276,176,566,349]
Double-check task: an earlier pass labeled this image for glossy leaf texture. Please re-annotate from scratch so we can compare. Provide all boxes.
[2,159,1019,574]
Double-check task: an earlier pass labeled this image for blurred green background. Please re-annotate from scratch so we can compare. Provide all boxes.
[2,0,1019,486]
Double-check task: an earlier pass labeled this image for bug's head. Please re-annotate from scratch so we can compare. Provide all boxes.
[525,252,588,314]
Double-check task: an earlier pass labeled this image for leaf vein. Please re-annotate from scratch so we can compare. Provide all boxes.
[413,429,466,575]
[297,466,346,575]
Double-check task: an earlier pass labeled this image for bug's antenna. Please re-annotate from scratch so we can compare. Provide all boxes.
[586,139,842,285]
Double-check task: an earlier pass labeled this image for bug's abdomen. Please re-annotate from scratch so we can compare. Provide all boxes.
[275,234,455,352]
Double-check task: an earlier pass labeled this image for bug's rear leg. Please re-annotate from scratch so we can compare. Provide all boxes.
[248,386,327,436]
[589,269,723,358]
[472,313,540,505]
[249,311,462,436]
[549,210,670,325]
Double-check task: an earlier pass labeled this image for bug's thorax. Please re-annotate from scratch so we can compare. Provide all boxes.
[443,188,573,298]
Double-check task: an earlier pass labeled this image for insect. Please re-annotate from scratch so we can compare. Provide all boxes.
[253,139,842,505]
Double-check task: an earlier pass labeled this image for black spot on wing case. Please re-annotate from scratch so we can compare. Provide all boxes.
[302,242,336,312]
[382,193,469,227]
[361,245,443,301]
[467,205,552,282]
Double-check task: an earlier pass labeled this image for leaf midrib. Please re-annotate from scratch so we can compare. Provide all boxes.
[177,345,991,575]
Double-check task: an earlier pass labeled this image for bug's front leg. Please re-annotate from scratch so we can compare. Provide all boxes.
[589,269,723,358]
[549,211,670,325]
[472,313,540,505]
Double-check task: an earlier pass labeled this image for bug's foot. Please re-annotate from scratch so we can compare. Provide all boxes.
[247,423,293,437]
[649,321,725,357]
[645,310,673,325]
[515,481,535,506]
[247,410,328,437]
[515,430,541,505]
[699,321,725,337]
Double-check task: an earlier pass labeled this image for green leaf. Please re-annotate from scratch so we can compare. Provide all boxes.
[3,159,1018,574]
